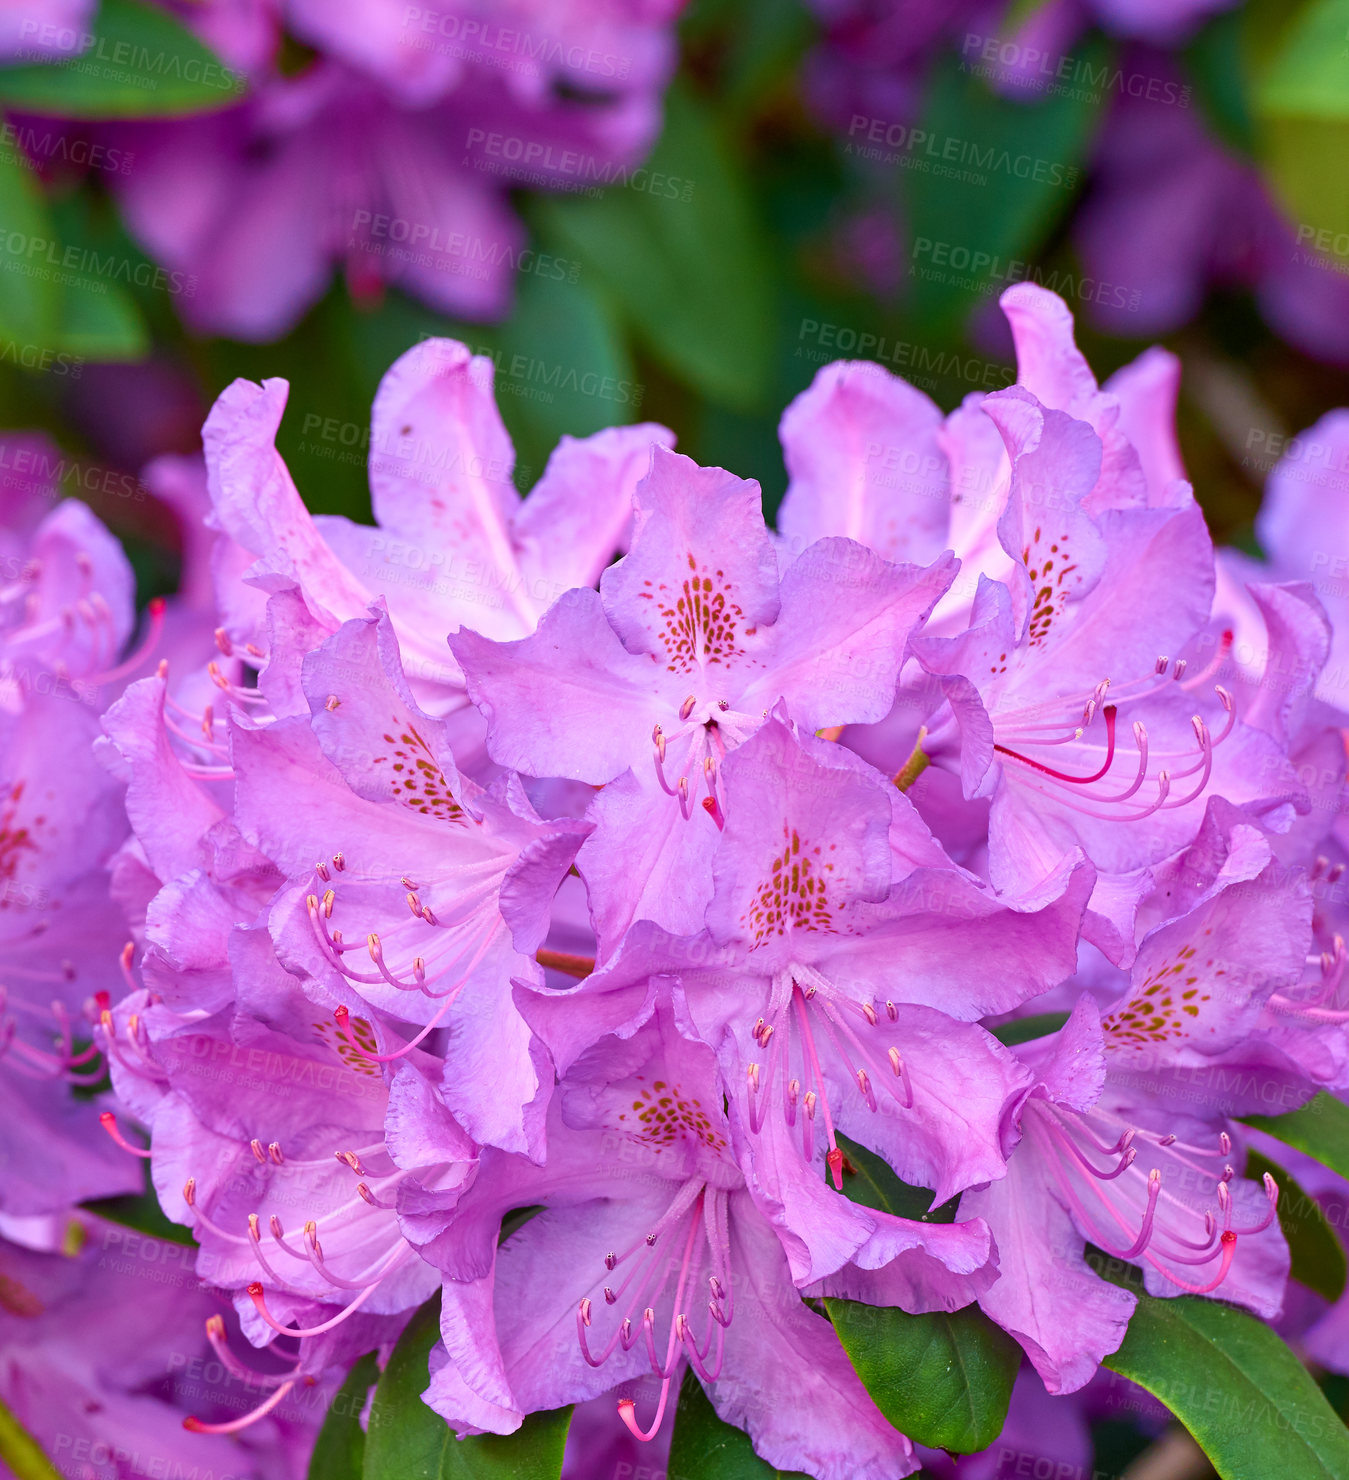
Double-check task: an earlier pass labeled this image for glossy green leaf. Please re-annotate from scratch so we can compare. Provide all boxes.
[668,1368,809,1479]
[535,81,774,410]
[825,1299,1021,1453]
[0,0,244,117]
[364,1293,571,1480]
[1101,1281,1349,1480]
[0,1396,60,1480]
[901,43,1105,333]
[0,148,58,344]
[835,1132,958,1223]
[1247,1147,1347,1303]
[991,1012,1070,1047]
[309,1352,379,1480]
[1242,1092,1349,1183]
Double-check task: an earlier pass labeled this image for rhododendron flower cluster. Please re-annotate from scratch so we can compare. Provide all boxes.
[3,282,1348,1478]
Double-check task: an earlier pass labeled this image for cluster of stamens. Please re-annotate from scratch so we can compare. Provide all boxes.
[177,1145,412,1435]
[992,639,1236,822]
[1267,932,1349,1024]
[0,983,107,1085]
[745,966,913,1190]
[153,628,272,781]
[652,695,735,829]
[305,849,505,1053]
[576,1180,734,1442]
[1027,1100,1278,1295]
[1,550,164,688]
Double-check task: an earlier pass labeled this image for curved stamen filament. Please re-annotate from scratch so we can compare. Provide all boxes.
[184,1379,299,1434]
[995,705,1118,783]
[94,597,165,684]
[245,1244,411,1337]
[99,1112,153,1158]
[1028,1102,1275,1298]
[204,1314,298,1388]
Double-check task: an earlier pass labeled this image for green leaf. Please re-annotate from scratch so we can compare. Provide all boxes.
[0,149,58,343]
[834,1132,958,1223]
[1184,9,1259,156]
[0,0,245,118]
[1247,1147,1347,1303]
[309,1352,379,1480]
[1242,1092,1349,1183]
[825,1299,1021,1453]
[901,43,1105,334]
[1263,116,1349,253]
[990,1012,1070,1047]
[1256,0,1349,117]
[1252,0,1349,248]
[668,1368,809,1479]
[534,81,775,410]
[364,1293,572,1480]
[488,269,639,487]
[0,1396,61,1480]
[498,1205,543,1244]
[53,275,147,358]
[1100,1281,1349,1480]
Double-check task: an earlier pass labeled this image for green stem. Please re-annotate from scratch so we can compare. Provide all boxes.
[0,1396,61,1480]
[894,727,931,793]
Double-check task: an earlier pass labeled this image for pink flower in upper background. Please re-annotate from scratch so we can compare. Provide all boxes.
[286,0,683,111]
[0,0,94,61]
[101,0,686,338]
[1073,51,1349,365]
